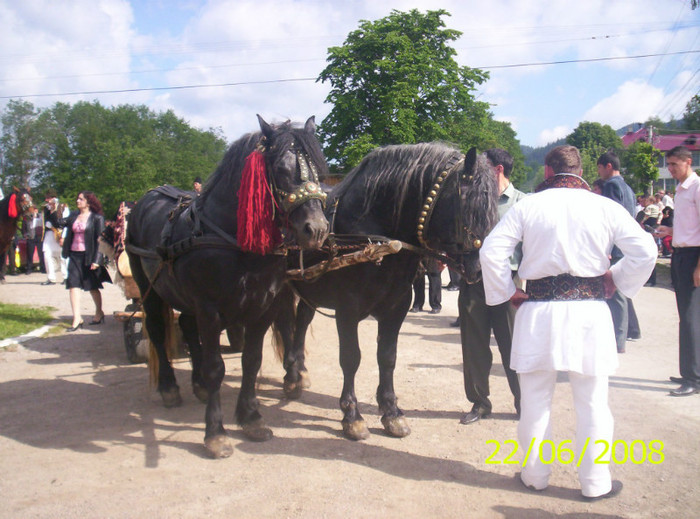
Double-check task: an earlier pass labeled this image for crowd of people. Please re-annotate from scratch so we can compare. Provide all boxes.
[2,189,111,332]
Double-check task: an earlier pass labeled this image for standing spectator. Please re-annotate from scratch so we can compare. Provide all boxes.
[193,176,203,194]
[597,150,640,353]
[660,190,674,209]
[656,146,700,396]
[659,207,674,257]
[22,206,44,274]
[42,194,69,285]
[411,258,442,314]
[458,148,525,424]
[53,191,112,331]
[480,144,656,500]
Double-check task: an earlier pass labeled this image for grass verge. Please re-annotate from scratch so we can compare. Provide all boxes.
[0,302,56,340]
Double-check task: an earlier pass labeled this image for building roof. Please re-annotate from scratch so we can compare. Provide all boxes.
[622,127,700,151]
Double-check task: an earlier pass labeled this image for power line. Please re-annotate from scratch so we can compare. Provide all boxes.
[2,50,700,100]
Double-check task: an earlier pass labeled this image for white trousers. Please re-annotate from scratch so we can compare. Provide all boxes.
[43,232,67,282]
[518,370,613,498]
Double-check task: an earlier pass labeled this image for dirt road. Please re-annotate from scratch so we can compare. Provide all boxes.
[0,264,698,518]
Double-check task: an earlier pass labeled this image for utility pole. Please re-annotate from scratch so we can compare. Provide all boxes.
[648,125,655,195]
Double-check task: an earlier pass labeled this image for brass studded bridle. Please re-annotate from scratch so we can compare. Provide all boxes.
[416,154,484,257]
[270,143,328,215]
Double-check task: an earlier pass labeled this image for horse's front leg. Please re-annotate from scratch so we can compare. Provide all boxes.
[197,308,231,459]
[281,297,314,399]
[235,319,273,443]
[337,315,369,440]
[376,314,411,438]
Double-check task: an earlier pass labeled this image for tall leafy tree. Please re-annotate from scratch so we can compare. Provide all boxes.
[318,9,491,170]
[0,99,44,190]
[683,94,700,131]
[623,141,661,195]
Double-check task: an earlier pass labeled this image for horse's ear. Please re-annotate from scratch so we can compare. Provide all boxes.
[257,114,274,140]
[304,116,316,134]
[463,148,478,177]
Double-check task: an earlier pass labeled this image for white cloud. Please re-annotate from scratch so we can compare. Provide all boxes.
[582,80,666,129]
[537,126,569,147]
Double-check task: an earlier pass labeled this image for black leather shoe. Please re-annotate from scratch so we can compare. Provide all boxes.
[460,406,491,424]
[41,280,55,285]
[450,319,460,328]
[428,308,441,314]
[582,480,623,502]
[670,383,699,396]
[669,376,685,384]
[409,307,421,313]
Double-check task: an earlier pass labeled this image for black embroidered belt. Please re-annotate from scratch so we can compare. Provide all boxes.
[526,273,605,302]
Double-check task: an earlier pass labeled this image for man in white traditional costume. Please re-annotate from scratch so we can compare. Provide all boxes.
[42,195,70,285]
[479,145,657,501]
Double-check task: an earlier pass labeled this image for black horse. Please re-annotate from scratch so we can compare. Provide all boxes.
[126,116,329,458]
[276,142,498,440]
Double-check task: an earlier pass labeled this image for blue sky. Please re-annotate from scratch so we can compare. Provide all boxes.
[1,0,699,148]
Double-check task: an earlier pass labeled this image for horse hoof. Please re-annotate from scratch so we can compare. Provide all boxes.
[342,420,370,441]
[205,434,233,459]
[192,383,208,403]
[299,370,311,389]
[381,415,411,438]
[283,380,303,400]
[241,419,273,442]
[160,387,183,408]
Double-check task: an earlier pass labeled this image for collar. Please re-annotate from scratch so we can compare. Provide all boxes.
[500,181,515,198]
[679,171,699,191]
[535,173,590,193]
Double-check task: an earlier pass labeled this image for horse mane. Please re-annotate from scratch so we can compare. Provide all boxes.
[332,142,463,234]
[199,120,329,206]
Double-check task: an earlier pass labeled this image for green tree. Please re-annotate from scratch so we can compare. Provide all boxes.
[566,122,624,185]
[318,9,491,170]
[622,141,661,195]
[683,94,700,131]
[0,99,44,190]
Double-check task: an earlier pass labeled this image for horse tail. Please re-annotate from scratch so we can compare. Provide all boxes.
[147,304,178,387]
[270,285,298,364]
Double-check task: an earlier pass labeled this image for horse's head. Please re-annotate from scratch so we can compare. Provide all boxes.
[12,187,34,217]
[257,115,329,250]
[425,148,498,283]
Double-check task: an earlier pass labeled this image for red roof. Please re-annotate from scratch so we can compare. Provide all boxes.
[622,127,700,151]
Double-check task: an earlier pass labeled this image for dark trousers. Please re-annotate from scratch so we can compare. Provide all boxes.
[607,290,629,353]
[412,270,442,310]
[25,238,44,273]
[458,278,520,413]
[671,248,700,386]
[627,299,640,339]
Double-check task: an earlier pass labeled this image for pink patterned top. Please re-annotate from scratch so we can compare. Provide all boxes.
[71,218,87,252]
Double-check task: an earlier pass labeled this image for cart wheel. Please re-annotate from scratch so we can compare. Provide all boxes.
[123,303,149,364]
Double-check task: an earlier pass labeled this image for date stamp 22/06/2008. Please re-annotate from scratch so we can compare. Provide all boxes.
[485,439,664,467]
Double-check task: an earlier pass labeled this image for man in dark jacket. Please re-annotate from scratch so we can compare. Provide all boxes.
[597,151,641,353]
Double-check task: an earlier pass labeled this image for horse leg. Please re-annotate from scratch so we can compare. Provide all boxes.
[225,324,244,353]
[141,292,182,408]
[337,315,369,440]
[235,320,274,443]
[179,313,208,404]
[197,307,233,459]
[281,298,314,399]
[376,315,411,438]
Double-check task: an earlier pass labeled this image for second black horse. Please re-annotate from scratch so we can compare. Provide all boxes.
[277,142,498,440]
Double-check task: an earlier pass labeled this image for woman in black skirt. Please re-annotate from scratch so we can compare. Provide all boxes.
[56,191,111,331]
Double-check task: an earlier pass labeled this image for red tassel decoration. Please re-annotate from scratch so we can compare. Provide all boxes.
[237,150,281,255]
[7,193,18,218]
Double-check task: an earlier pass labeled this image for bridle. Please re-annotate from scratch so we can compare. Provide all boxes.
[416,153,485,261]
[266,140,327,216]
